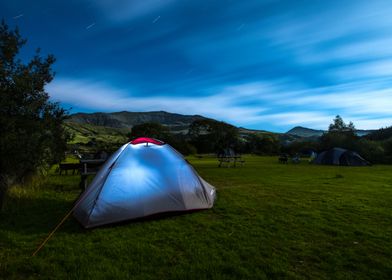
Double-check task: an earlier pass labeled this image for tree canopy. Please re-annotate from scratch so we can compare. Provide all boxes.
[188,119,239,153]
[0,21,69,208]
[129,122,171,141]
[328,115,355,133]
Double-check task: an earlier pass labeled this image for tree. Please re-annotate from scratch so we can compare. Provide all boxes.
[0,21,69,209]
[243,133,280,155]
[188,119,239,153]
[320,115,357,150]
[129,122,171,140]
[328,115,355,133]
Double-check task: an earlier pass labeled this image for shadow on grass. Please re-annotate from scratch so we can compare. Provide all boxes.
[0,194,83,236]
[85,209,206,230]
[0,192,209,237]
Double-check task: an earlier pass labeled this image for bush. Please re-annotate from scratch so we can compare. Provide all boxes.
[0,21,69,208]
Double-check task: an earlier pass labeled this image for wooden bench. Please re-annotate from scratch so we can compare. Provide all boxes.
[218,155,245,168]
[79,159,106,189]
[278,155,288,164]
[58,163,81,175]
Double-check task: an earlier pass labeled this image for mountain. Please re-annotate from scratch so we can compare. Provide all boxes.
[286,126,325,137]
[67,111,208,134]
[355,129,376,137]
[286,126,375,138]
[67,111,377,141]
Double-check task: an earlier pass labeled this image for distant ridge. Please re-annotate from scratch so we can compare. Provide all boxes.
[67,111,209,134]
[286,126,375,138]
[286,126,325,137]
[67,111,376,137]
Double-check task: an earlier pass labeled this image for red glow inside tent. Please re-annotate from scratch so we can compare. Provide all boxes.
[130,137,165,145]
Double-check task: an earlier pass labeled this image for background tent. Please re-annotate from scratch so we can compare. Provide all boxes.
[313,147,369,166]
[73,137,216,228]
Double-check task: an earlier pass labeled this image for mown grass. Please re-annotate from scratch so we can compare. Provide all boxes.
[1,156,391,279]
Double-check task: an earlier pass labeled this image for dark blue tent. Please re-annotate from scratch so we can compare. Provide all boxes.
[313,147,369,166]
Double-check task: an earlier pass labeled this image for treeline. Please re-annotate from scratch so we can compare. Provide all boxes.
[128,116,392,164]
[128,119,280,156]
[283,116,392,164]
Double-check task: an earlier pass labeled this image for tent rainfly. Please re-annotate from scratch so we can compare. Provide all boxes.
[313,147,370,166]
[73,137,216,228]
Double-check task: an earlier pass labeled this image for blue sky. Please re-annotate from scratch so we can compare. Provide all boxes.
[2,0,392,132]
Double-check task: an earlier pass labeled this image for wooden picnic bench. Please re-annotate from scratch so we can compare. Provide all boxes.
[218,155,245,168]
[58,163,81,175]
[278,154,288,164]
[79,159,106,189]
[217,148,245,168]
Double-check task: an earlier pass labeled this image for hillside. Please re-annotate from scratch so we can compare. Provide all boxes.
[65,111,278,149]
[68,111,208,134]
[65,111,380,150]
[64,122,129,152]
[286,126,375,138]
[286,126,324,137]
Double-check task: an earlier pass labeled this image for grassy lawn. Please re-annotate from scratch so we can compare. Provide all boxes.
[1,156,392,279]
[64,122,128,146]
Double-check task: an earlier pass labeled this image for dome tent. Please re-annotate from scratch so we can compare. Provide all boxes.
[73,137,216,228]
[313,147,369,166]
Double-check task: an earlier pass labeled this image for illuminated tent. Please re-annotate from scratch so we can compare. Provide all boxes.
[73,137,216,228]
[313,147,369,166]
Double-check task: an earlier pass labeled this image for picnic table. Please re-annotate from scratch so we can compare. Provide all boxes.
[278,154,288,164]
[79,159,106,189]
[217,149,245,168]
[58,162,81,175]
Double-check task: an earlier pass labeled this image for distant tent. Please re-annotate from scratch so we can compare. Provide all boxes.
[73,137,216,228]
[313,147,369,166]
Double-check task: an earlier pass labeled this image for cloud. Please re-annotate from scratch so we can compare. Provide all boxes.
[260,112,334,128]
[48,76,392,131]
[91,0,177,23]
[332,59,392,82]
[47,77,266,126]
[10,0,392,131]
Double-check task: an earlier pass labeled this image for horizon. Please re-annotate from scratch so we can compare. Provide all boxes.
[69,110,377,133]
[2,0,392,132]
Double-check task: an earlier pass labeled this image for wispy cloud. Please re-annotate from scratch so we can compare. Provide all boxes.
[47,78,266,126]
[48,76,392,131]
[91,0,176,23]
[5,0,392,131]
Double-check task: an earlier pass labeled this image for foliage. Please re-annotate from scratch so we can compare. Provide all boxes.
[0,21,68,208]
[366,126,392,141]
[281,140,319,156]
[188,119,239,153]
[64,122,128,153]
[355,139,385,164]
[328,115,355,132]
[128,122,197,155]
[320,116,358,151]
[129,122,171,141]
[316,116,392,163]
[243,133,280,155]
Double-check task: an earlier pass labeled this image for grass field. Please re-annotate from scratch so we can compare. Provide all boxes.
[64,122,128,146]
[1,156,392,279]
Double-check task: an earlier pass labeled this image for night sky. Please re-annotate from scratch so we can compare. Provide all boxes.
[2,0,392,131]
